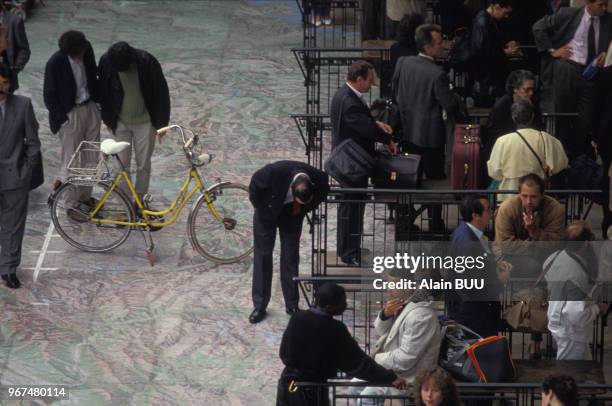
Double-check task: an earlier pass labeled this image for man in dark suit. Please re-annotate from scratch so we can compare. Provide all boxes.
[43,31,100,214]
[330,60,397,266]
[0,63,40,289]
[447,195,511,337]
[533,0,611,157]
[0,3,30,92]
[248,160,329,323]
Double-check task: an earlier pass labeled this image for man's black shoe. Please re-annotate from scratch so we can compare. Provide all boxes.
[1,273,21,289]
[341,256,361,267]
[249,308,267,324]
[286,306,300,315]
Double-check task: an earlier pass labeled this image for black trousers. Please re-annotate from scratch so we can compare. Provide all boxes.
[337,177,367,262]
[0,186,29,276]
[252,206,303,311]
[552,59,594,158]
[448,301,501,338]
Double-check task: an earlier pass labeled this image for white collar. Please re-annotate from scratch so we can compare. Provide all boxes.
[418,52,434,61]
[346,82,364,99]
[466,222,484,240]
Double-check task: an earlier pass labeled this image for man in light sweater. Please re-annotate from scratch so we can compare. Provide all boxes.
[98,41,170,201]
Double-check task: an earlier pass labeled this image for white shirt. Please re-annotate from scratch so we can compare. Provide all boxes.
[0,98,5,124]
[466,222,491,253]
[568,8,600,65]
[68,56,90,104]
[345,81,369,107]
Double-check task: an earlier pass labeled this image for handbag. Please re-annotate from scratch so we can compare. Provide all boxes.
[373,151,420,189]
[567,152,604,204]
[502,250,561,333]
[324,138,375,186]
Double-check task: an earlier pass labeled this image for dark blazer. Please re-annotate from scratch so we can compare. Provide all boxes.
[43,41,99,134]
[330,84,391,157]
[0,94,40,191]
[249,160,330,221]
[98,48,170,132]
[1,11,30,92]
[533,7,611,55]
[392,55,460,148]
[449,222,503,301]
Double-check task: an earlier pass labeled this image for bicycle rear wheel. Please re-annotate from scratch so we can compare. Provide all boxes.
[188,183,254,264]
[50,181,135,252]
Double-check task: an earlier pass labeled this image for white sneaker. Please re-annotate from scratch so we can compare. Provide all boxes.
[323,18,332,25]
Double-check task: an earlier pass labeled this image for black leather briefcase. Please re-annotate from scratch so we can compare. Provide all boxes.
[373,152,421,189]
[324,139,375,187]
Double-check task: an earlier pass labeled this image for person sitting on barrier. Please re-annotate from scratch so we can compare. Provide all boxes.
[544,222,609,360]
[541,375,578,406]
[487,100,568,201]
[357,267,442,404]
[482,70,543,161]
[494,174,564,358]
[414,367,461,406]
[276,282,406,406]
[448,195,511,338]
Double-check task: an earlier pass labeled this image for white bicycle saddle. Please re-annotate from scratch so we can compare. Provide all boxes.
[100,139,130,155]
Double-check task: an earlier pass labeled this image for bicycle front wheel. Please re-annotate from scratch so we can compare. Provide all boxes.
[188,183,254,264]
[50,181,135,252]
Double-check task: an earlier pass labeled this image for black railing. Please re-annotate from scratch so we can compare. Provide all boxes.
[296,0,363,48]
[289,381,612,405]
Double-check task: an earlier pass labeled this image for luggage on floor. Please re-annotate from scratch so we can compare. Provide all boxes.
[450,124,481,189]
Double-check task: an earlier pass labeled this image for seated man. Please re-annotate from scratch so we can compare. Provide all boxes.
[359,267,442,404]
[545,222,609,360]
[494,173,564,357]
[448,195,510,338]
[277,282,405,406]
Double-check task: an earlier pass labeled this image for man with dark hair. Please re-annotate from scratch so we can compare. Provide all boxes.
[248,161,330,323]
[98,41,170,200]
[544,222,608,360]
[330,60,397,267]
[533,0,611,157]
[0,2,30,92]
[277,282,406,406]
[541,375,579,406]
[0,63,40,289]
[448,195,511,337]
[43,31,100,217]
[470,0,520,107]
[494,173,564,357]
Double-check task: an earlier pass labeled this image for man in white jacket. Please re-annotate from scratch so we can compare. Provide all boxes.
[359,269,442,404]
[545,222,609,360]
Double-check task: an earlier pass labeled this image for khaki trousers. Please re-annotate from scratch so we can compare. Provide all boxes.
[113,121,155,197]
[59,101,101,206]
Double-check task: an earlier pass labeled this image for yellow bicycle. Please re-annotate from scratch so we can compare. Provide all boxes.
[48,125,253,265]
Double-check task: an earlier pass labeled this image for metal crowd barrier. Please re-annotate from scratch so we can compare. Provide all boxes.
[307,188,597,277]
[296,0,363,48]
[291,381,612,405]
[291,112,581,171]
[294,275,608,363]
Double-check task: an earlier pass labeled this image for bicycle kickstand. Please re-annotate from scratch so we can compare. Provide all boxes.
[140,228,155,266]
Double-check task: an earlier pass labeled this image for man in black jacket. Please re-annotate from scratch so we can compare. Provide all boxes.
[470,0,521,107]
[98,41,170,198]
[533,0,611,157]
[43,31,100,212]
[330,60,396,266]
[248,160,329,323]
[0,3,30,93]
[277,282,406,406]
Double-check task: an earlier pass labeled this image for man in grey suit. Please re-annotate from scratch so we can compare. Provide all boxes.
[392,24,460,230]
[392,23,461,180]
[0,63,39,289]
[0,3,30,92]
[533,0,611,158]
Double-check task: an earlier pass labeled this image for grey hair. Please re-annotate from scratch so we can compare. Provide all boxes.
[511,100,534,127]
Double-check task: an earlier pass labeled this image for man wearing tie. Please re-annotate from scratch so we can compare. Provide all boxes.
[0,63,40,289]
[533,0,611,157]
[248,160,329,323]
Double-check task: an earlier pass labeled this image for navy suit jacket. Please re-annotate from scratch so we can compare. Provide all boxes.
[249,160,329,222]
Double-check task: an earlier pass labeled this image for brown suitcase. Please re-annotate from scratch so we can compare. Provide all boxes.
[450,124,481,189]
